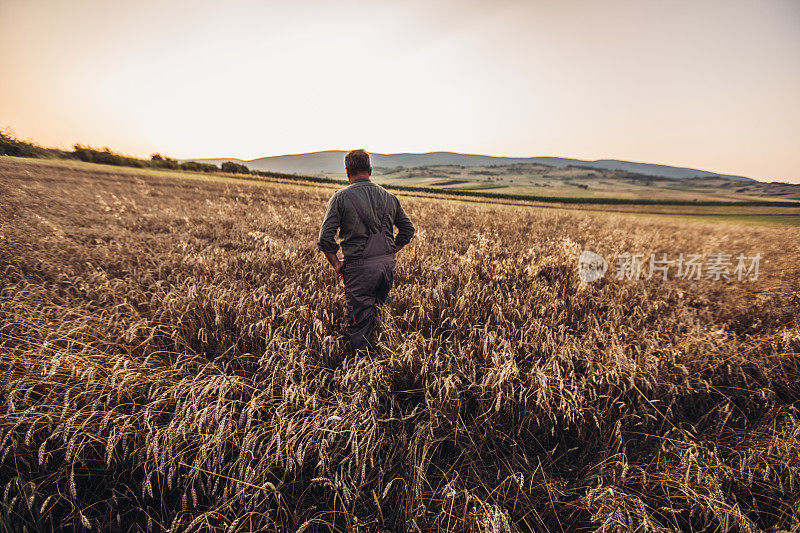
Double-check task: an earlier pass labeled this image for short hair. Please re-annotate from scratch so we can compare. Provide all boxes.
[344,149,371,175]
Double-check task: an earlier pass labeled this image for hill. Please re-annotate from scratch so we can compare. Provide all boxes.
[183,150,755,181]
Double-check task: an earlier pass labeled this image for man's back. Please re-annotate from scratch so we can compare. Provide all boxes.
[317,177,415,261]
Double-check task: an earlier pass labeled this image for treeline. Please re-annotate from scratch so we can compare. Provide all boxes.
[0,130,227,174]
[0,130,70,159]
[0,130,324,180]
[0,129,348,189]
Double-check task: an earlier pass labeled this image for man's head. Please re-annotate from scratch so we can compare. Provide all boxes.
[344,149,371,181]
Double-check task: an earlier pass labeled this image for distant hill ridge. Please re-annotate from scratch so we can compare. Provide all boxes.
[183,150,754,181]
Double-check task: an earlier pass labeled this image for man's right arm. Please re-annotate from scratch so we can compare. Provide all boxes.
[323,250,343,281]
[393,196,415,253]
[317,194,342,269]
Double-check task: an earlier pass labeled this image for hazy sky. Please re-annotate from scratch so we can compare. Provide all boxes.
[2,0,799,182]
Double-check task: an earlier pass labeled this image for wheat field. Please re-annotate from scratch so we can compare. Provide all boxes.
[1,158,799,532]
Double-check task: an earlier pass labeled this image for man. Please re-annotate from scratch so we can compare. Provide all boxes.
[317,149,415,355]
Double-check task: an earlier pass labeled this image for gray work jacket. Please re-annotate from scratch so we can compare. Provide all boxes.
[317,178,415,260]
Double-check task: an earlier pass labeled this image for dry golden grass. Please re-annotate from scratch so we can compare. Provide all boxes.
[1,158,799,532]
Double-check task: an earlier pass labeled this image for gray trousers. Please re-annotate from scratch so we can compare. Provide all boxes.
[341,253,396,354]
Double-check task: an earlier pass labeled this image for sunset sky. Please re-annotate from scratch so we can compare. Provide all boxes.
[2,0,799,182]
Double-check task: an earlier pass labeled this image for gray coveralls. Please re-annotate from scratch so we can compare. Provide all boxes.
[317,178,415,354]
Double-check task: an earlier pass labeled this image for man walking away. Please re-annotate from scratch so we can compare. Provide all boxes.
[317,149,415,355]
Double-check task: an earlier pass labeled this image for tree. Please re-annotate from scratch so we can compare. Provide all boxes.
[221,161,250,174]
